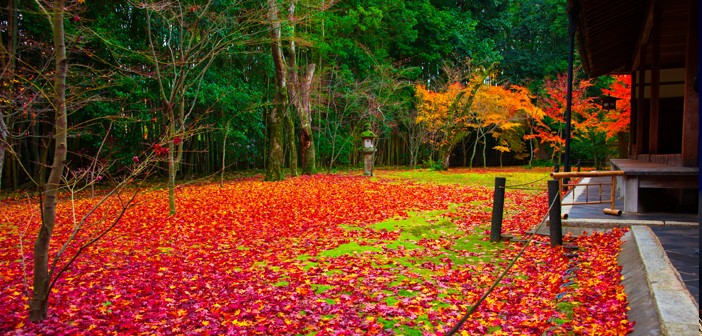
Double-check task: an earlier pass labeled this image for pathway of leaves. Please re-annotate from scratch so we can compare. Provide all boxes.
[0,173,633,334]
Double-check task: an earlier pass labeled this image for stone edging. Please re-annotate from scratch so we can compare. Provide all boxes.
[630,225,699,335]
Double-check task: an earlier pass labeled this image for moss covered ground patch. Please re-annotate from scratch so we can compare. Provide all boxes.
[320,242,383,257]
[295,203,509,335]
[376,167,550,194]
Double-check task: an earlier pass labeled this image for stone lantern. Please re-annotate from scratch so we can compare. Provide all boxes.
[599,95,618,110]
[360,124,377,176]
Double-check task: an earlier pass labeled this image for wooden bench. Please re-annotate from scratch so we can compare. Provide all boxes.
[610,159,698,213]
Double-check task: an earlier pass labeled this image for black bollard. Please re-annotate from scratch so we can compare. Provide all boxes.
[490,177,506,242]
[548,179,563,246]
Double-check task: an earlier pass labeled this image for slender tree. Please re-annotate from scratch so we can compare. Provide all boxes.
[29,0,68,321]
[138,0,250,212]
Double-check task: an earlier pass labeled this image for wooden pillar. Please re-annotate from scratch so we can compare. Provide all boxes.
[648,0,660,155]
[636,46,646,156]
[682,0,699,167]
[630,71,637,158]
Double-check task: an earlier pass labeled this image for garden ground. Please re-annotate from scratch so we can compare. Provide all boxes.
[0,167,633,335]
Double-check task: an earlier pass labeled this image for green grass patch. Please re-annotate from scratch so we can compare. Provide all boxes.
[376,316,425,335]
[339,224,364,231]
[372,206,461,241]
[378,168,550,193]
[556,301,578,319]
[311,284,334,294]
[320,242,382,257]
[385,241,422,250]
[398,289,417,297]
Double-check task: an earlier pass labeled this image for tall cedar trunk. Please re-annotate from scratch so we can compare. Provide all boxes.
[266,0,286,181]
[30,0,67,321]
[284,1,316,176]
[298,64,316,175]
[267,92,286,181]
[284,0,298,177]
[221,121,229,187]
[285,108,298,176]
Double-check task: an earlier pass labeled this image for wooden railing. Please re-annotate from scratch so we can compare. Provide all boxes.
[550,170,625,216]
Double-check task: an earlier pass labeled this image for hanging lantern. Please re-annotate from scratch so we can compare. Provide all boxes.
[599,95,619,110]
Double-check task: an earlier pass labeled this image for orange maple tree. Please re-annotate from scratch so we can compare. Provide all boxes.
[415,78,540,168]
[471,84,540,167]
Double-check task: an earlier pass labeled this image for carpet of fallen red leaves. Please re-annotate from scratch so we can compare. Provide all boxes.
[0,173,633,335]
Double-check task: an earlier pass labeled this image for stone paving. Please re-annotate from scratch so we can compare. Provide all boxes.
[650,226,699,306]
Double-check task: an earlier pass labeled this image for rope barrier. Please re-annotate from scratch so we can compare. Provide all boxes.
[444,190,559,335]
[503,174,550,189]
[503,186,546,191]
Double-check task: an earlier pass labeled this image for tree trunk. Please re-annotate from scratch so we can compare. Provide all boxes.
[481,134,487,168]
[461,138,469,167]
[285,107,298,176]
[0,116,7,191]
[167,116,176,215]
[470,132,479,168]
[266,0,286,181]
[221,121,229,187]
[267,96,286,181]
[30,0,67,321]
[298,64,316,175]
[438,142,452,170]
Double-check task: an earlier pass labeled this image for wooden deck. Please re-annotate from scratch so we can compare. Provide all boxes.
[610,159,698,213]
[562,176,698,222]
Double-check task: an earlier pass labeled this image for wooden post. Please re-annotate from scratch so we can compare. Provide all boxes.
[630,71,637,158]
[548,179,562,247]
[490,177,507,242]
[603,175,622,216]
[648,0,661,154]
[637,46,646,156]
[490,177,506,242]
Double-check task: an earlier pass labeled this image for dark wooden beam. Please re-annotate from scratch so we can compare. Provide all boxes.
[637,45,646,157]
[630,70,637,157]
[632,0,656,71]
[648,0,661,154]
[682,0,699,167]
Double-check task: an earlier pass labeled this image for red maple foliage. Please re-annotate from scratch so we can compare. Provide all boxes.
[601,75,632,138]
[0,172,633,334]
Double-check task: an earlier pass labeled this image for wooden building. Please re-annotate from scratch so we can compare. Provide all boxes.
[567,0,699,213]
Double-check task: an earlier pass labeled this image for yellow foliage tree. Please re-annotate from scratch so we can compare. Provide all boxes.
[415,76,540,169]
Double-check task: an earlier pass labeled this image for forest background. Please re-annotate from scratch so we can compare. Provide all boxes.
[0,0,630,191]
